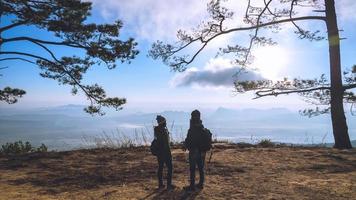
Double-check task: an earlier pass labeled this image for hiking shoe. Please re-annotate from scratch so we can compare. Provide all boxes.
[196,183,204,189]
[183,185,195,191]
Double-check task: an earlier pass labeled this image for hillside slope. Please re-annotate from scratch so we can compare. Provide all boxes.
[0,145,355,200]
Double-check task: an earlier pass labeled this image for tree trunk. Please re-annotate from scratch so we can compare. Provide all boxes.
[325,0,352,149]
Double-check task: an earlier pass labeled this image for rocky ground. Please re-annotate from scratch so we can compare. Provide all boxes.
[0,143,355,200]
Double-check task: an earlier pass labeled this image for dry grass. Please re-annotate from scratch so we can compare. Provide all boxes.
[0,144,355,200]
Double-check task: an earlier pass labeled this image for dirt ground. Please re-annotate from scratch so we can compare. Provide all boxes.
[0,144,355,200]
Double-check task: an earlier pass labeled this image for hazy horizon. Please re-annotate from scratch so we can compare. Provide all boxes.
[1,104,355,150]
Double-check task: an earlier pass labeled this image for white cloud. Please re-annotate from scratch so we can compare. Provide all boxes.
[170,58,265,89]
[88,0,210,41]
[87,0,254,43]
[88,0,355,42]
[336,0,356,22]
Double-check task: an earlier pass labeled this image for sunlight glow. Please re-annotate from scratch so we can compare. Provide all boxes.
[253,46,289,80]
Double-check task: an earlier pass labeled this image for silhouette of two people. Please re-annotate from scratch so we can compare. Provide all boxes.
[153,109,211,191]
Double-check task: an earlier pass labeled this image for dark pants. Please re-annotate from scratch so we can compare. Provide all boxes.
[189,149,206,186]
[157,153,173,186]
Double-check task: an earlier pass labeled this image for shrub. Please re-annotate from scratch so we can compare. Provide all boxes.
[0,141,48,155]
[258,139,275,147]
[236,142,255,148]
[37,144,48,153]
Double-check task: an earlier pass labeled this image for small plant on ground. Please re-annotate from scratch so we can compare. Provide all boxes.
[36,144,48,153]
[236,142,255,148]
[0,141,48,155]
[258,139,275,148]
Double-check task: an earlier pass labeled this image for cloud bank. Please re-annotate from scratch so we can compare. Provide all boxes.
[170,58,265,88]
[88,0,210,41]
[88,0,355,41]
[336,0,356,21]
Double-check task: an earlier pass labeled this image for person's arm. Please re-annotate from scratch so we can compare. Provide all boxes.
[184,129,192,150]
[154,126,158,139]
[154,126,164,150]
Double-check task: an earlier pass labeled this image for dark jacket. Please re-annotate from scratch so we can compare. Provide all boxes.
[154,125,171,156]
[185,121,205,151]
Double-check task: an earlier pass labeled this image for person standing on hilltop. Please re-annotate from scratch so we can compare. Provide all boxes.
[151,115,175,190]
[184,110,212,191]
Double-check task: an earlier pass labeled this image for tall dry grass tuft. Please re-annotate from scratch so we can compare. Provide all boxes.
[81,122,187,149]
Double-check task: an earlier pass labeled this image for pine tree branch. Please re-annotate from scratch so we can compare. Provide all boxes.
[253,86,331,99]
[0,51,53,63]
[344,83,356,90]
[0,57,36,64]
[2,37,85,49]
[264,0,279,17]
[0,21,28,32]
[221,14,325,34]
[0,51,100,106]
[153,15,326,70]
[241,0,273,66]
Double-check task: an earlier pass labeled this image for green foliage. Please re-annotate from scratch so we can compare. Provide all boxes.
[37,144,48,153]
[0,141,48,155]
[236,142,255,148]
[0,0,139,115]
[258,139,275,148]
[0,87,26,104]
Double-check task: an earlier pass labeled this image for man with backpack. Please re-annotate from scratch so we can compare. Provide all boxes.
[184,110,212,191]
[151,115,175,190]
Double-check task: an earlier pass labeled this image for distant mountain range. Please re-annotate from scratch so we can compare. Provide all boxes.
[0,105,355,150]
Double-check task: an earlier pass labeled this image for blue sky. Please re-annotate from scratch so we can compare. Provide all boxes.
[1,0,356,113]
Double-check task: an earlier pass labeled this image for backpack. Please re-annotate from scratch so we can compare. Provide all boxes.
[150,139,159,156]
[200,128,212,151]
